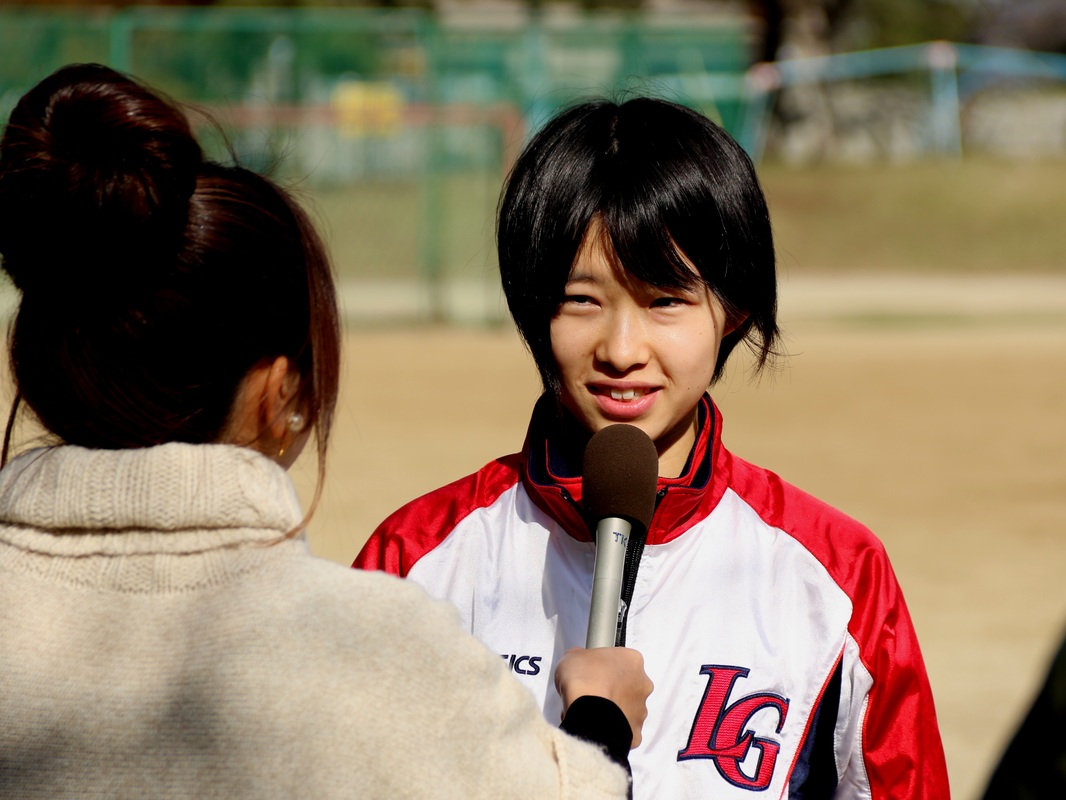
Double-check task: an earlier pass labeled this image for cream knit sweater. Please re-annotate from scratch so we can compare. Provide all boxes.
[0,443,628,799]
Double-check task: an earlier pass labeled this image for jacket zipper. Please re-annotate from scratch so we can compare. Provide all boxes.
[615,487,667,645]
[561,486,667,647]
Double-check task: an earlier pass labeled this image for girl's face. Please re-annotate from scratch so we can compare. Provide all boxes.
[550,225,732,478]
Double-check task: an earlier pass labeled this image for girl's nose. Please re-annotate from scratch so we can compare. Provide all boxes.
[595,308,650,373]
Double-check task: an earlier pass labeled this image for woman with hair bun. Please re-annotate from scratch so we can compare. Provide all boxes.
[0,63,650,799]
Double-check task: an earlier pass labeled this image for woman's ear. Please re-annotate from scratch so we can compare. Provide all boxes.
[225,356,299,453]
[261,356,300,441]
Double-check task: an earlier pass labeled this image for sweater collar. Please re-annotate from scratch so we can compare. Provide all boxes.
[520,393,729,545]
[0,442,303,549]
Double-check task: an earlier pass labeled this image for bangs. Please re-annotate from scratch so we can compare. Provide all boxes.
[597,203,711,292]
[584,102,732,294]
[596,166,729,294]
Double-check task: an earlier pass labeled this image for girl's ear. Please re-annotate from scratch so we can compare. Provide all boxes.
[723,311,749,337]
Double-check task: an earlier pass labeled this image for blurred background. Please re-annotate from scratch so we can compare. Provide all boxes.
[2,1,1065,798]
[2,0,1064,323]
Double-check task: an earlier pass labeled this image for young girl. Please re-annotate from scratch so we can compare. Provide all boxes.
[0,64,651,799]
[355,97,950,799]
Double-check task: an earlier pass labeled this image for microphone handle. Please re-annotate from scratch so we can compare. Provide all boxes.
[585,516,632,648]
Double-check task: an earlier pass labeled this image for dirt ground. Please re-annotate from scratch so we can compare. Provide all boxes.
[293,275,1066,800]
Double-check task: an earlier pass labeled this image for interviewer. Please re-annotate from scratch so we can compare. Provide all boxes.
[0,62,651,799]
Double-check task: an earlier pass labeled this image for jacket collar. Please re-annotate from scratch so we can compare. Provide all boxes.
[520,393,730,545]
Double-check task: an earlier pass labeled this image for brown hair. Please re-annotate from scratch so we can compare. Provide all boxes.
[0,63,340,514]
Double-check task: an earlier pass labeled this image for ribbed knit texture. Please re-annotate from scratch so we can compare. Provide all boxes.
[0,443,628,799]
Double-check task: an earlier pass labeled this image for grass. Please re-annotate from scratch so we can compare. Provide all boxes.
[304,158,1066,284]
[760,158,1066,275]
[306,171,502,283]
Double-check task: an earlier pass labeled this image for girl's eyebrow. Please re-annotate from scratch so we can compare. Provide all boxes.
[564,270,599,284]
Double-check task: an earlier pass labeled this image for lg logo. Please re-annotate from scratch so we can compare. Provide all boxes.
[501,654,542,676]
[678,664,790,791]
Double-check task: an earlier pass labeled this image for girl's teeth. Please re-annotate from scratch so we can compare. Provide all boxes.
[611,389,637,401]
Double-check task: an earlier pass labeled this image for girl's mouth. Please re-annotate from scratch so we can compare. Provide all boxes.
[589,386,657,419]
[607,388,647,401]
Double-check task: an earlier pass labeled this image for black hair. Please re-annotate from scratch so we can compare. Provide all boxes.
[497,96,779,398]
[0,63,340,514]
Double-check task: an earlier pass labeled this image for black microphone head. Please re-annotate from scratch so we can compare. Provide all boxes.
[582,424,659,534]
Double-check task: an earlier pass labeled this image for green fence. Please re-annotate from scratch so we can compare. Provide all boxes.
[0,7,752,324]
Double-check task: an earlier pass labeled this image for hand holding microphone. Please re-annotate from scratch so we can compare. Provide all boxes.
[582,424,659,649]
[555,645,653,749]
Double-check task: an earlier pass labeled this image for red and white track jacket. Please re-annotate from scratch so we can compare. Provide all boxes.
[354,395,950,799]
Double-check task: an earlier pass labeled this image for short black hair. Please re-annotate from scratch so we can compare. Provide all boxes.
[497,96,779,397]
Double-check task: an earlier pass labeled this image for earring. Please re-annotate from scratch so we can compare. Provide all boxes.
[276,412,304,461]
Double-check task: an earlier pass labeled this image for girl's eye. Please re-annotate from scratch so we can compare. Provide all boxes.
[651,295,687,308]
[563,294,596,306]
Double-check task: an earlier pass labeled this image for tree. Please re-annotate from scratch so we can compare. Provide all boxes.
[749,0,982,63]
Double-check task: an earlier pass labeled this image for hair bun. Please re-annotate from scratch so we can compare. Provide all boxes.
[0,63,202,298]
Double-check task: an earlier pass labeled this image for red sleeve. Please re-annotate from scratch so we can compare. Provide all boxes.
[352,454,523,578]
[726,448,950,798]
[850,545,950,799]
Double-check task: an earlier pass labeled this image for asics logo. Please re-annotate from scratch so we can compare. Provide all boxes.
[501,654,542,676]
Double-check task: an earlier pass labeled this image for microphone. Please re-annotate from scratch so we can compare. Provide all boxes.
[582,424,658,649]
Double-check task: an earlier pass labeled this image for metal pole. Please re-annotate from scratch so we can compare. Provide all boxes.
[926,41,962,159]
